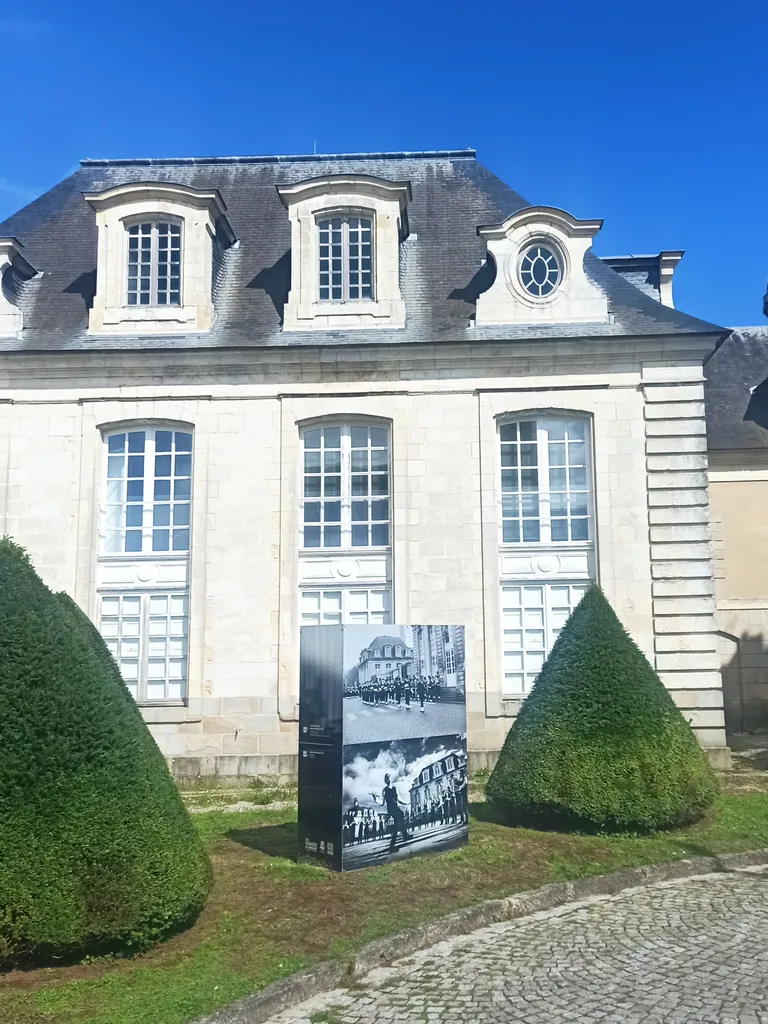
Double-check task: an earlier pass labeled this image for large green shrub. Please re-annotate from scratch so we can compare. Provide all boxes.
[487,585,718,832]
[0,538,211,965]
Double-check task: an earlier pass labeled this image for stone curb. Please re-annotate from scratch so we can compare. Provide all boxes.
[193,847,768,1024]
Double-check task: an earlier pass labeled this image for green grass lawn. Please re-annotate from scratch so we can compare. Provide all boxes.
[3,793,768,1024]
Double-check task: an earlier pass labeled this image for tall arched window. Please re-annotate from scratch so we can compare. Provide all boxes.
[98,424,192,703]
[299,421,391,625]
[498,415,594,696]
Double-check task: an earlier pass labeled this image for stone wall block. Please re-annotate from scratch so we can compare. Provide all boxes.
[644,401,706,420]
[653,596,717,616]
[653,614,718,634]
[645,434,708,455]
[650,524,711,544]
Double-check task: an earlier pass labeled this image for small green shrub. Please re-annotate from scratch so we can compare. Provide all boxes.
[0,538,211,965]
[487,585,718,832]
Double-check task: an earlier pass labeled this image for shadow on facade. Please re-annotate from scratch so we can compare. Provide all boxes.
[63,269,97,311]
[448,258,496,305]
[718,629,768,734]
[247,250,291,322]
[744,378,768,431]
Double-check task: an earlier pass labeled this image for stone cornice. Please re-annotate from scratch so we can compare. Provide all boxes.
[0,333,724,390]
[276,174,412,213]
[477,206,603,243]
[83,181,235,242]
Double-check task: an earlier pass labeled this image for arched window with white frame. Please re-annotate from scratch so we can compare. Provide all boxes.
[98,423,193,704]
[498,414,594,697]
[125,217,183,307]
[299,420,392,626]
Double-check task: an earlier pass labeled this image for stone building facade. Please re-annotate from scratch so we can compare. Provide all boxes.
[0,150,734,777]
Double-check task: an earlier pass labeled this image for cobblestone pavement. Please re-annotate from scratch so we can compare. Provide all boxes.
[266,868,768,1024]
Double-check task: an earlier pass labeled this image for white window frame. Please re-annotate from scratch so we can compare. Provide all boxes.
[98,422,193,705]
[317,211,375,303]
[124,216,183,308]
[99,590,189,704]
[299,587,392,626]
[300,422,391,551]
[501,581,590,697]
[102,424,193,557]
[499,416,593,547]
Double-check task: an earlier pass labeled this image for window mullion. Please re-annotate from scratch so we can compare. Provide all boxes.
[342,223,350,301]
[143,432,154,553]
[341,427,352,547]
[151,225,159,306]
[538,422,552,545]
[139,593,149,702]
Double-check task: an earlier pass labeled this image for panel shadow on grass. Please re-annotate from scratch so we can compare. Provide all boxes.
[227,823,299,861]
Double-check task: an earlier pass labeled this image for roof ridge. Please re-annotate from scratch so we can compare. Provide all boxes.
[80,149,477,168]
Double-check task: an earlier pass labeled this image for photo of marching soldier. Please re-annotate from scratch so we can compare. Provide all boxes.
[342,734,468,869]
[342,625,465,745]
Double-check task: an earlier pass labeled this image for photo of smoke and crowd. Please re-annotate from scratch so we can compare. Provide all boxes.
[342,733,468,869]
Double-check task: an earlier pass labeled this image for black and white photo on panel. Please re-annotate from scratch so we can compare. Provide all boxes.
[342,624,466,745]
[342,732,468,869]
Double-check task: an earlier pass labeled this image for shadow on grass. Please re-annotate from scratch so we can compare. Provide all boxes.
[227,823,300,861]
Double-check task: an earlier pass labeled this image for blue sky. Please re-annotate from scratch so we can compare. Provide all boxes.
[1,0,766,327]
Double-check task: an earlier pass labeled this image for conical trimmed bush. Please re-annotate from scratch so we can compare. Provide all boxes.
[0,538,211,965]
[487,585,718,832]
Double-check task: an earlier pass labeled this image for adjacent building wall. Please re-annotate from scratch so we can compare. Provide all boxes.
[710,466,768,732]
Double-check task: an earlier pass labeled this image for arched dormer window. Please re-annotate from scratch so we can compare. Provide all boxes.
[318,212,373,302]
[126,217,182,307]
[475,206,607,326]
[84,181,234,334]
[277,175,410,331]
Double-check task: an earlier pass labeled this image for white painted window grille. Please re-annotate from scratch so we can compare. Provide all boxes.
[433,762,443,778]
[501,583,588,696]
[318,215,373,301]
[301,424,390,549]
[500,418,591,545]
[446,756,456,772]
[104,427,192,554]
[300,587,391,626]
[445,648,456,674]
[421,769,430,784]
[127,221,182,306]
[100,592,188,702]
[519,242,561,298]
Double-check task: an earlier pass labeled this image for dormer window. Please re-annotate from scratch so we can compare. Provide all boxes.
[318,215,373,301]
[475,207,608,326]
[84,181,234,335]
[127,221,182,306]
[277,174,410,331]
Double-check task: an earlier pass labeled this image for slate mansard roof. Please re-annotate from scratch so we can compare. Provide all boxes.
[705,327,768,453]
[0,150,726,353]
